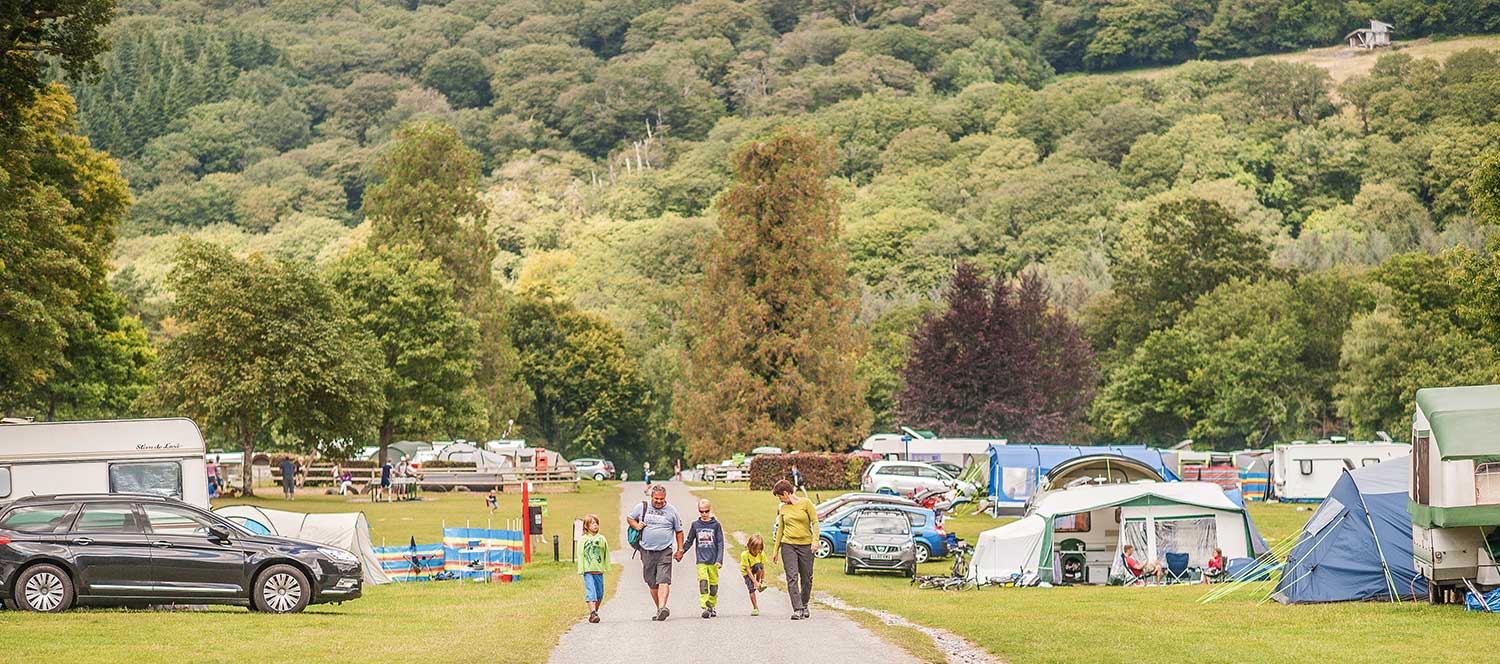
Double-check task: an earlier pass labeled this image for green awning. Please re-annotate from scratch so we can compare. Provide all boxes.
[1408,500,1500,528]
[1415,385,1500,460]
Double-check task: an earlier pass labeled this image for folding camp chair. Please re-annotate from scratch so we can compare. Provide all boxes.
[1110,552,1149,586]
[1163,552,1195,584]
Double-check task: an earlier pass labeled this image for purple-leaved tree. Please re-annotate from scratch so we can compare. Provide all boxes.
[898,263,1096,442]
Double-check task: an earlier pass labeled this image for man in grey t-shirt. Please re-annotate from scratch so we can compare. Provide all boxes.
[627,484,684,621]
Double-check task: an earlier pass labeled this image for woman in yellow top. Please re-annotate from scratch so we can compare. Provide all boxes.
[770,479,818,620]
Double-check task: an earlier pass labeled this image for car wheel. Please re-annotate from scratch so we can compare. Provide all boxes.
[876,486,895,495]
[253,564,312,614]
[14,563,74,613]
[593,472,606,481]
[815,537,833,559]
[914,542,931,565]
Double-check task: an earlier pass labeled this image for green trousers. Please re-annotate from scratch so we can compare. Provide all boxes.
[696,563,719,608]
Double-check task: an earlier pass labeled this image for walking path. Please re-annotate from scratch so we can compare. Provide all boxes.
[547,480,919,664]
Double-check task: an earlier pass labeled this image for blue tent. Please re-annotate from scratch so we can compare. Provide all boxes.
[987,444,1180,514]
[1272,454,1425,603]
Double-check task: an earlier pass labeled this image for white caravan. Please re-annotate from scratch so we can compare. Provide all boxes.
[1271,440,1409,502]
[0,418,210,508]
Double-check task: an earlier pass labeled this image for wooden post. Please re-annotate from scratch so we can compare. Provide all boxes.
[521,480,532,564]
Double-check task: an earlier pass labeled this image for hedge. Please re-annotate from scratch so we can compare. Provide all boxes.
[748,453,869,491]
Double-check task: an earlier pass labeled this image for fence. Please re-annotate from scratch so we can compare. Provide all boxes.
[268,464,578,493]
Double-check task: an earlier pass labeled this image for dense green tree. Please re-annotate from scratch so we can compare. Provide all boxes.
[420,47,492,109]
[148,241,385,495]
[0,288,155,421]
[507,289,650,462]
[1472,148,1500,225]
[1,0,114,124]
[676,129,870,462]
[364,120,494,299]
[0,84,130,408]
[328,247,484,465]
[856,302,936,432]
[1090,197,1271,358]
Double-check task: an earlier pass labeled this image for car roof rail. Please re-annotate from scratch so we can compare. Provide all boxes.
[15,492,179,503]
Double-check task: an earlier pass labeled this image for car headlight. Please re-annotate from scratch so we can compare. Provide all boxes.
[900,542,914,550]
[318,546,359,564]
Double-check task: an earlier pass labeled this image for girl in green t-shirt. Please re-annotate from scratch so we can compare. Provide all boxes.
[577,514,610,623]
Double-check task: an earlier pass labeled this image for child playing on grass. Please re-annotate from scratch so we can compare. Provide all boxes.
[740,534,768,616]
[577,514,609,623]
[485,489,498,513]
[677,498,725,618]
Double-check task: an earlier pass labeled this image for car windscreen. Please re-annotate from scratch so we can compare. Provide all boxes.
[109,461,183,499]
[854,514,909,535]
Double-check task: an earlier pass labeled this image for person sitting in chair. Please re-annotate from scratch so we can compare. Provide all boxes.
[1122,544,1164,584]
[1203,547,1226,583]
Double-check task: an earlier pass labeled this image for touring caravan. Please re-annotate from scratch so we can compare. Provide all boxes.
[0,418,210,508]
[1410,385,1500,602]
[1271,440,1409,502]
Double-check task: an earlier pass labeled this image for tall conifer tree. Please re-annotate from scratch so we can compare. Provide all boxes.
[676,128,870,462]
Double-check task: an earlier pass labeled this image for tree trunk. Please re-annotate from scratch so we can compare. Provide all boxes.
[243,422,261,497]
[378,420,395,467]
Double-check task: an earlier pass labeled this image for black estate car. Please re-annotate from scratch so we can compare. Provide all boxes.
[0,493,362,613]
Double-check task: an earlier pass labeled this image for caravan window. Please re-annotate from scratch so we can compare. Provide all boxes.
[1361,458,1380,467]
[1477,463,1500,505]
[1155,516,1218,566]
[109,461,183,499]
[1055,512,1091,533]
[0,466,9,498]
[1298,459,1313,475]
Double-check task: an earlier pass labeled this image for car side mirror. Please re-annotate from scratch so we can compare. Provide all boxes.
[839,526,850,534]
[208,524,232,541]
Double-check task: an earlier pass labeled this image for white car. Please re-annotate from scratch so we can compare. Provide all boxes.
[860,460,976,497]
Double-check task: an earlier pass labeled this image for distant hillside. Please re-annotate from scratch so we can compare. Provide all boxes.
[1132,34,1500,85]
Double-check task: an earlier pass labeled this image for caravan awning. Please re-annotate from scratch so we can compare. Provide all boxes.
[1416,385,1500,460]
[1030,482,1244,518]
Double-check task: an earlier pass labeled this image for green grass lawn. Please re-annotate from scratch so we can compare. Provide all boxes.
[0,482,623,664]
[696,487,1498,664]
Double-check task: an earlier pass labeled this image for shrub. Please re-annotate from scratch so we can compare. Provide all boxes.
[749,453,861,490]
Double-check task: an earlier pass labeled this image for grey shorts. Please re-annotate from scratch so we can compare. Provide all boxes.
[641,548,674,588]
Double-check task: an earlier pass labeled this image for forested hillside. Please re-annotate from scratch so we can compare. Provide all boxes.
[14,0,1500,462]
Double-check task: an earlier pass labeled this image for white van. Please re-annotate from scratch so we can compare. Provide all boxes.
[0,418,210,508]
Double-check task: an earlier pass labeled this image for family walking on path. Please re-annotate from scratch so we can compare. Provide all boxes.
[546,480,918,664]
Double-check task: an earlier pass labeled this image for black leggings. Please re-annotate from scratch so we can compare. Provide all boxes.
[780,542,814,611]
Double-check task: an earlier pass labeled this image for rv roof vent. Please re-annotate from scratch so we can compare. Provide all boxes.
[1291,440,1308,445]
[1,417,35,424]
[1329,435,1348,443]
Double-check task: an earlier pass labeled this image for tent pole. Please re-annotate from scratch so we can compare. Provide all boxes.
[1348,469,1400,602]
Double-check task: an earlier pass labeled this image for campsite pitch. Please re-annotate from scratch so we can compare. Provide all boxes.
[696,486,1500,664]
[0,482,622,664]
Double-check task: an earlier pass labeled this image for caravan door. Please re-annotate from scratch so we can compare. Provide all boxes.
[67,502,154,597]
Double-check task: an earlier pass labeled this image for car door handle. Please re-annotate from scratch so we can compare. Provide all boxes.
[152,541,173,549]
[71,537,94,546]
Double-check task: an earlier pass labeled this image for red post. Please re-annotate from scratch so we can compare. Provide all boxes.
[521,480,532,564]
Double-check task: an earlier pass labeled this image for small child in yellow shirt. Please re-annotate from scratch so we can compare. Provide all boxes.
[739,534,768,616]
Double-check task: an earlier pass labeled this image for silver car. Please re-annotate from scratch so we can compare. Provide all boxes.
[844,509,917,577]
[861,460,978,497]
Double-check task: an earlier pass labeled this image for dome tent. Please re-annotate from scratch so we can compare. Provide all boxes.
[215,505,390,585]
[1271,455,1425,604]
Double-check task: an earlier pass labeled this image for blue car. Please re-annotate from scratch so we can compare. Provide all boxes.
[815,504,948,564]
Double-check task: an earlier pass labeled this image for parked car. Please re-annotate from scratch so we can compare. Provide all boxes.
[816,503,948,563]
[570,458,616,481]
[815,492,918,520]
[0,493,363,613]
[860,460,977,498]
[843,508,918,577]
[930,462,965,477]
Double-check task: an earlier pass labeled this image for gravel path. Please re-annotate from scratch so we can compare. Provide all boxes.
[547,481,920,664]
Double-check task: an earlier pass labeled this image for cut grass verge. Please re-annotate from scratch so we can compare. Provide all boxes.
[0,482,623,664]
[697,487,1498,664]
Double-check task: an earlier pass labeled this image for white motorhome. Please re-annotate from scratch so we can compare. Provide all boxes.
[0,418,210,508]
[1271,439,1409,502]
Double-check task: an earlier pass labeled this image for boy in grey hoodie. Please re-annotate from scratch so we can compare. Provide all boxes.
[677,498,725,618]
